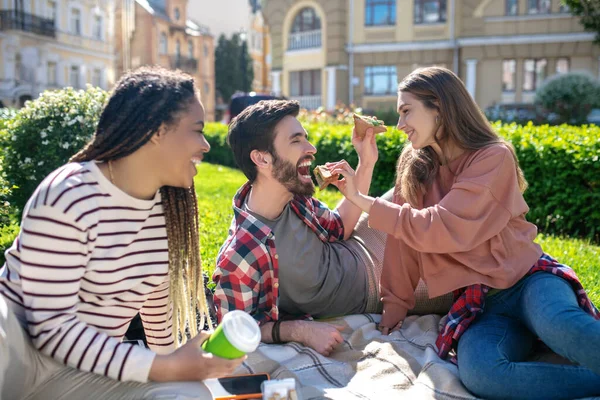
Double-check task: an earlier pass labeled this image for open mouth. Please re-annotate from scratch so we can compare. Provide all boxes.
[297,159,313,182]
[405,130,415,141]
[191,156,203,166]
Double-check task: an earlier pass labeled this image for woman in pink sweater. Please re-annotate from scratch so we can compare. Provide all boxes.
[330,66,600,399]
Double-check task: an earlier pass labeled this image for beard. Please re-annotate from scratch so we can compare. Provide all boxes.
[271,151,315,197]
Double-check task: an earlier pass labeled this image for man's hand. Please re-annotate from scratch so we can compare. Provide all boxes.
[149,331,246,382]
[352,126,379,167]
[294,320,345,356]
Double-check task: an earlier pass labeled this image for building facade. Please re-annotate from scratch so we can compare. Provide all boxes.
[0,0,115,108]
[115,0,216,120]
[248,2,271,93]
[263,0,600,112]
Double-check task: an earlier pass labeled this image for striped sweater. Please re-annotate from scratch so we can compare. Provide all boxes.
[0,161,174,383]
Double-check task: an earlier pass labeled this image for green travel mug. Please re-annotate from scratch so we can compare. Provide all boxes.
[202,310,261,359]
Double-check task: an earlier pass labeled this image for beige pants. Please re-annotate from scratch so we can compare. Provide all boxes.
[0,297,212,400]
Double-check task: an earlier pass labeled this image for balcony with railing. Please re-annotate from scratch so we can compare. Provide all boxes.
[170,56,198,73]
[0,10,55,38]
[290,95,322,110]
[288,29,321,51]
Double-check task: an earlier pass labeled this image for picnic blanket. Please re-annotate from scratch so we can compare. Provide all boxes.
[237,312,477,400]
[238,312,599,400]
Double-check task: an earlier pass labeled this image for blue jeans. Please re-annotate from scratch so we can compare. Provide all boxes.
[457,272,600,400]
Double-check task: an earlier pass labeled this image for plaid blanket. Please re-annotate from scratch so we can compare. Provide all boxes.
[237,313,478,400]
[236,312,600,400]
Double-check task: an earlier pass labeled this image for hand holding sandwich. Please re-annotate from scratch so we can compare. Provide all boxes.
[352,114,385,168]
[328,161,376,216]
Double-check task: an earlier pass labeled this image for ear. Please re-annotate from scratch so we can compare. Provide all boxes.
[250,150,272,169]
[149,125,167,145]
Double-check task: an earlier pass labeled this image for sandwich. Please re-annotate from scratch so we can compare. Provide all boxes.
[313,165,339,190]
[353,113,387,139]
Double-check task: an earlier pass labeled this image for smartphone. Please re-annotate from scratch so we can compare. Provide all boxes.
[205,373,270,400]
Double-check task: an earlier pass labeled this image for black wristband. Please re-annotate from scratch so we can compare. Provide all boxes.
[271,319,283,344]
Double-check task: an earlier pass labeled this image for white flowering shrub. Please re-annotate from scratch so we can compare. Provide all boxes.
[0,86,108,215]
[535,72,600,125]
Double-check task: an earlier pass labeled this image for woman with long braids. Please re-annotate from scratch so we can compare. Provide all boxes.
[0,66,244,399]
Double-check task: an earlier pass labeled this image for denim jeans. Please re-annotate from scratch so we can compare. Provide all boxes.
[457,272,600,400]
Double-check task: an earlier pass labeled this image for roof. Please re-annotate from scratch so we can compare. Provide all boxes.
[135,0,170,20]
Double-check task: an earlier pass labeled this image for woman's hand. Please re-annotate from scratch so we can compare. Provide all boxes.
[352,127,379,167]
[327,161,360,202]
[149,331,246,382]
[378,320,404,336]
[327,161,375,214]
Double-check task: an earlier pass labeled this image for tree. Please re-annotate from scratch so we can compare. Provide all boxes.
[564,0,600,44]
[215,33,254,103]
[535,72,600,124]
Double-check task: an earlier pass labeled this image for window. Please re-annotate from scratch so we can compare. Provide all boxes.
[174,7,180,21]
[291,8,321,32]
[70,66,80,88]
[502,59,516,92]
[204,82,210,95]
[559,3,570,13]
[70,8,81,35]
[92,68,102,87]
[290,70,321,96]
[176,40,181,58]
[523,58,547,91]
[506,0,518,16]
[159,32,167,54]
[527,0,551,14]
[414,0,446,24]
[47,0,57,25]
[93,15,103,40]
[204,44,209,57]
[188,40,194,58]
[365,0,396,26]
[556,58,569,74]
[47,61,57,85]
[364,65,398,95]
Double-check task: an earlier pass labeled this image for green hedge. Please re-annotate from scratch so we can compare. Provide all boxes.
[203,121,600,242]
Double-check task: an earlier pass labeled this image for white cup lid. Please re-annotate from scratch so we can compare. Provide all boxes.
[222,310,261,353]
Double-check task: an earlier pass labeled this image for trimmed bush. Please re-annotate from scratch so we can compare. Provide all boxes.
[0,87,108,215]
[535,72,600,125]
[203,121,600,242]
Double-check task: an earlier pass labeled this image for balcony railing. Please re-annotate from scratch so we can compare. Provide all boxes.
[0,10,55,38]
[170,56,198,73]
[288,30,321,51]
[290,95,322,110]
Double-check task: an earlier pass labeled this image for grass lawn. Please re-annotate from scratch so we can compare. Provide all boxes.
[195,162,600,305]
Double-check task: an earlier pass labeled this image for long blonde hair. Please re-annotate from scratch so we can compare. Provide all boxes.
[396,67,527,206]
[70,66,210,345]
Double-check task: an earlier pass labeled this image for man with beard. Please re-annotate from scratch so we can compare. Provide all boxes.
[213,100,380,355]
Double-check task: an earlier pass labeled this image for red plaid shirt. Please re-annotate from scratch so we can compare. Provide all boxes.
[436,253,600,362]
[212,182,345,325]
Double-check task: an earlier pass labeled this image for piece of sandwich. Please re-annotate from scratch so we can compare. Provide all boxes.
[353,113,387,139]
[313,165,339,190]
